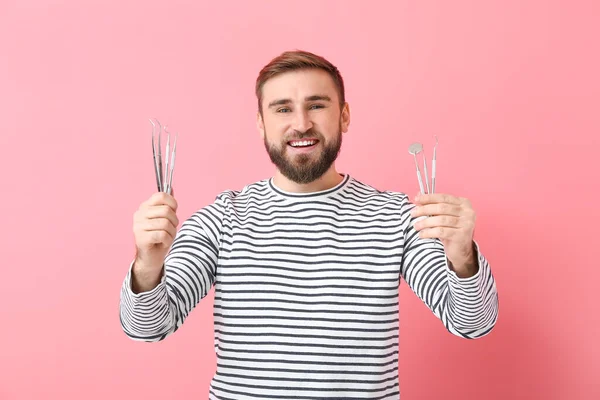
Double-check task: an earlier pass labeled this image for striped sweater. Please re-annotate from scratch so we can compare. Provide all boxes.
[120,174,499,399]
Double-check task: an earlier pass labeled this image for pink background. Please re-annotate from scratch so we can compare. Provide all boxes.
[1,1,598,399]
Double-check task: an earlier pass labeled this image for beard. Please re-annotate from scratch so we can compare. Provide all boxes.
[263,125,343,184]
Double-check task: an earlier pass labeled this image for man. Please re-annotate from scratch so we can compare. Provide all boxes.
[120,50,499,399]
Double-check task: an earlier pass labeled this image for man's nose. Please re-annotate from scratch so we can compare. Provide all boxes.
[292,109,313,133]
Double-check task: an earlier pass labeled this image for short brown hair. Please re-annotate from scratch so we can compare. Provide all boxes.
[255,50,346,114]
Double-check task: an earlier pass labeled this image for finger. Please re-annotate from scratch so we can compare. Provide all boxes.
[143,226,176,244]
[414,193,463,206]
[146,230,174,245]
[144,206,180,227]
[145,192,178,211]
[411,203,462,218]
[418,226,458,240]
[144,218,177,236]
[413,215,460,231]
[134,206,179,229]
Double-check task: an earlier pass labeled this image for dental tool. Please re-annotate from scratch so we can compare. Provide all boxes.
[408,142,426,194]
[150,118,178,195]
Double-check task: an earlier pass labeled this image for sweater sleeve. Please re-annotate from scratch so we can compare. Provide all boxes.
[119,195,227,342]
[399,196,499,339]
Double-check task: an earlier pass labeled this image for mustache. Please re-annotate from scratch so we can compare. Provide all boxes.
[285,129,321,141]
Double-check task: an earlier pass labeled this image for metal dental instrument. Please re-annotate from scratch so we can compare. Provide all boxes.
[165,132,177,195]
[150,119,163,193]
[163,126,170,190]
[422,151,430,194]
[408,142,426,194]
[150,118,178,195]
[431,135,438,194]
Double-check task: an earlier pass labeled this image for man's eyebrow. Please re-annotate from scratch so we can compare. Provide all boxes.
[268,98,292,108]
[268,95,332,108]
[305,95,331,102]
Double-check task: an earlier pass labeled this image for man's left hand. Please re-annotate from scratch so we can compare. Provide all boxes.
[410,193,479,278]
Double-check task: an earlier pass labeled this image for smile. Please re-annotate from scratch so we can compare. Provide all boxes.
[288,139,319,148]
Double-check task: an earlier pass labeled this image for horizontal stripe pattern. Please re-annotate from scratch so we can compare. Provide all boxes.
[120,174,499,398]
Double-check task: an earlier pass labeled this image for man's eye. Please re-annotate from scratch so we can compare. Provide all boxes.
[309,104,324,110]
[277,108,291,113]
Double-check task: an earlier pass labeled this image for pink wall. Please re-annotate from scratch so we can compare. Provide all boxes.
[1,1,598,399]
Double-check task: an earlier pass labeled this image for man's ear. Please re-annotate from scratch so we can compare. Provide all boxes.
[341,102,351,133]
[257,111,265,139]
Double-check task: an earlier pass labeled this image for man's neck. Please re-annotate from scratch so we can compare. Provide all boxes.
[272,167,344,193]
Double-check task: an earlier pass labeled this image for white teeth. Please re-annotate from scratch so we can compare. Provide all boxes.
[290,140,316,147]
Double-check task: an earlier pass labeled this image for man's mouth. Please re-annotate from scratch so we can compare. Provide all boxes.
[287,139,319,149]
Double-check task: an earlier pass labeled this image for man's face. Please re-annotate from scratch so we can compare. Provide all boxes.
[257,69,350,184]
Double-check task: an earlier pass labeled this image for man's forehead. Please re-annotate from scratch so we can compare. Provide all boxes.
[262,69,338,102]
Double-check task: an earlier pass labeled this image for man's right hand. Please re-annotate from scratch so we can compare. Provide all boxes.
[131,191,179,293]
